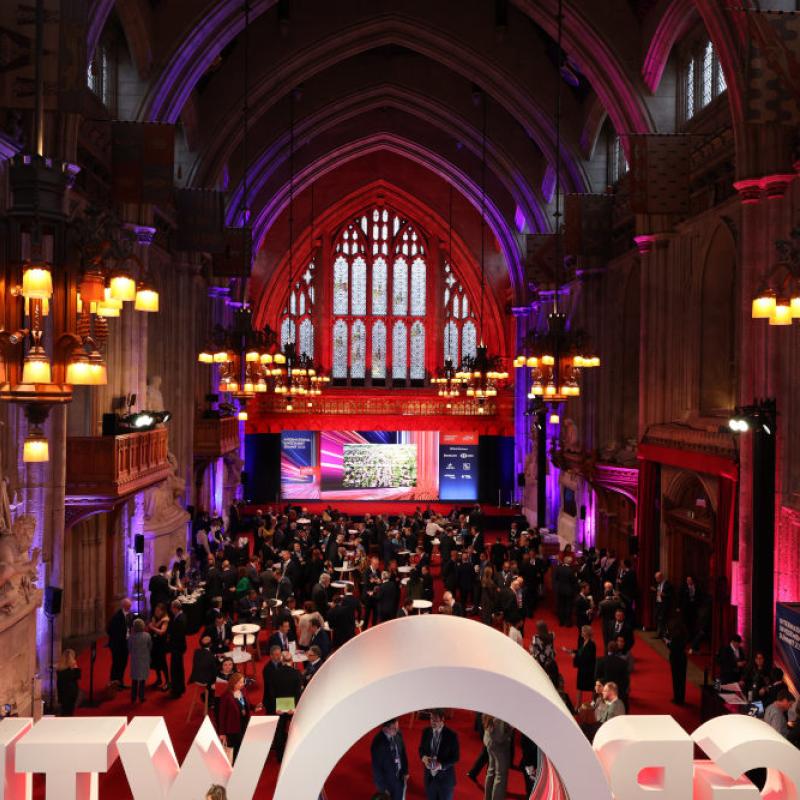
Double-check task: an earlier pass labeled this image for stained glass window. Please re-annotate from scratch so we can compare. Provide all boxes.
[462,320,477,361]
[281,318,296,348]
[393,258,408,315]
[351,256,367,316]
[299,318,313,358]
[392,321,407,379]
[411,258,426,316]
[444,320,459,364]
[701,41,713,107]
[351,320,366,379]
[372,321,386,379]
[410,321,425,380]
[333,256,349,315]
[372,257,387,315]
[332,320,348,378]
[327,206,477,384]
[685,58,695,120]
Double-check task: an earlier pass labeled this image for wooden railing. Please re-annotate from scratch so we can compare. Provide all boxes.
[66,427,171,498]
[194,415,239,458]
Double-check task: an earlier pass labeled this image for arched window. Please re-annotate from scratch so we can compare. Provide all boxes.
[680,40,726,124]
[280,262,317,358]
[443,261,478,365]
[327,205,479,386]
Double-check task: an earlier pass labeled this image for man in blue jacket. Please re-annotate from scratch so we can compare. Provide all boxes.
[370,718,408,800]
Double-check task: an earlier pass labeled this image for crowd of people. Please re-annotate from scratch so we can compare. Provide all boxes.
[53,501,799,799]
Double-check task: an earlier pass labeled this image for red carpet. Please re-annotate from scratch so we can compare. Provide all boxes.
[34,557,701,798]
[241,502,521,518]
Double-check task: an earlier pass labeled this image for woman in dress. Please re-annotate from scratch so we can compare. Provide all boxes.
[56,648,81,716]
[479,566,499,625]
[128,617,152,704]
[217,672,251,762]
[148,602,170,690]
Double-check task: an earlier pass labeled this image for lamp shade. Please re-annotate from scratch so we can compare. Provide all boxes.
[79,271,105,303]
[198,351,213,364]
[96,301,120,317]
[23,433,48,463]
[752,290,777,319]
[769,300,792,326]
[109,272,136,302]
[22,264,53,300]
[238,410,248,421]
[134,286,159,312]
[66,354,91,385]
[21,349,51,383]
[86,351,108,385]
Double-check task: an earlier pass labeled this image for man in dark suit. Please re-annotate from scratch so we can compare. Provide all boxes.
[441,591,464,617]
[188,636,219,689]
[106,597,134,687]
[441,551,458,595]
[574,581,595,648]
[328,591,359,649]
[268,619,293,653]
[616,559,638,626]
[718,634,748,684]
[554,557,578,627]
[595,642,630,706]
[609,609,634,652]
[148,566,171,617]
[311,573,331,617]
[371,718,408,800]
[418,709,459,800]
[307,618,331,659]
[397,597,414,618]
[167,600,187,697]
[262,647,303,760]
[204,614,232,655]
[376,572,399,623]
[455,551,476,611]
[362,556,382,628]
[303,645,324,685]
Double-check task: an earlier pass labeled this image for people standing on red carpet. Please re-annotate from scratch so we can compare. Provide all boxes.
[370,718,408,800]
[128,617,152,704]
[569,625,597,707]
[55,648,81,716]
[217,673,251,762]
[106,597,134,688]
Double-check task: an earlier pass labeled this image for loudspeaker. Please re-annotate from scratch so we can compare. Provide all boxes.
[579,505,586,520]
[134,533,145,554]
[517,472,525,488]
[44,586,62,616]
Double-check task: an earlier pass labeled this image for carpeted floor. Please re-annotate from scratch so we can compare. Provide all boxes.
[32,549,702,799]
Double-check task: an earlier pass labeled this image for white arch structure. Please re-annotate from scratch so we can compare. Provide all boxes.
[272,614,612,800]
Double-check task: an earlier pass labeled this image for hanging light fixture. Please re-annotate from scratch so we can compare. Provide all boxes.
[514,0,599,406]
[458,91,509,403]
[271,85,328,402]
[751,229,800,326]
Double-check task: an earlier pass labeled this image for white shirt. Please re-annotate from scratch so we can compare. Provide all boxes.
[508,627,524,646]
[425,521,443,537]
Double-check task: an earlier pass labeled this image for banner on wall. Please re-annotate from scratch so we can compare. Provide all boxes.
[439,432,479,501]
[776,602,800,692]
[280,431,319,500]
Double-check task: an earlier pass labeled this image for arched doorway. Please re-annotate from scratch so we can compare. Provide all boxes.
[663,473,714,593]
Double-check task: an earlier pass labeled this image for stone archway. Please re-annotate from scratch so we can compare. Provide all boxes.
[272,614,612,800]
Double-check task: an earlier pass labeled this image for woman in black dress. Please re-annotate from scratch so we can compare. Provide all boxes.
[56,648,81,716]
[570,625,597,707]
[148,602,170,690]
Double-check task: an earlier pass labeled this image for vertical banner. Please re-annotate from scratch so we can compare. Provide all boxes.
[524,233,559,291]
[625,134,692,215]
[439,432,479,501]
[213,226,253,277]
[175,188,225,252]
[111,122,175,205]
[564,194,613,261]
[280,431,319,499]
[776,602,800,693]
[58,0,87,112]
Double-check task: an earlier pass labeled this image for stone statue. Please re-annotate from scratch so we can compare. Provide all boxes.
[0,515,40,615]
[146,375,165,412]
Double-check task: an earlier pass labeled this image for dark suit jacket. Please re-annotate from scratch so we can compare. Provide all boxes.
[107,609,133,650]
[308,628,331,659]
[262,662,302,713]
[328,599,358,647]
[718,644,746,684]
[575,594,594,628]
[268,630,292,652]
[189,647,218,685]
[311,582,329,617]
[371,731,408,793]
[204,621,232,654]
[167,613,187,654]
[376,580,399,622]
[148,574,171,610]
[595,654,630,695]
[418,726,459,787]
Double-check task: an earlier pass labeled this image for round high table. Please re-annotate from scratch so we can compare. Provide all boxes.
[412,599,433,614]
[232,622,262,660]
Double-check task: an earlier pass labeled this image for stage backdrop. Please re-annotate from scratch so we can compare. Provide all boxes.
[776,602,800,694]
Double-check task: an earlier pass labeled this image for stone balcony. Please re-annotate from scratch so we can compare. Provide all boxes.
[193,415,239,459]
[66,427,171,500]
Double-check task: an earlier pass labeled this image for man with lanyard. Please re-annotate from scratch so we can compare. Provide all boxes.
[370,718,408,800]
[418,709,460,800]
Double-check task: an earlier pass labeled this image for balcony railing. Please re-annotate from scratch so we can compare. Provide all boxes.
[194,415,239,459]
[66,427,171,498]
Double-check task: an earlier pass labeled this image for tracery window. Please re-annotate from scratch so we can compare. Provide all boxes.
[280,261,316,357]
[681,40,726,123]
[608,134,628,185]
[325,205,479,386]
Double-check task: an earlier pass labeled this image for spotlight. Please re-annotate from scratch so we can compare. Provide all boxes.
[130,413,154,429]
